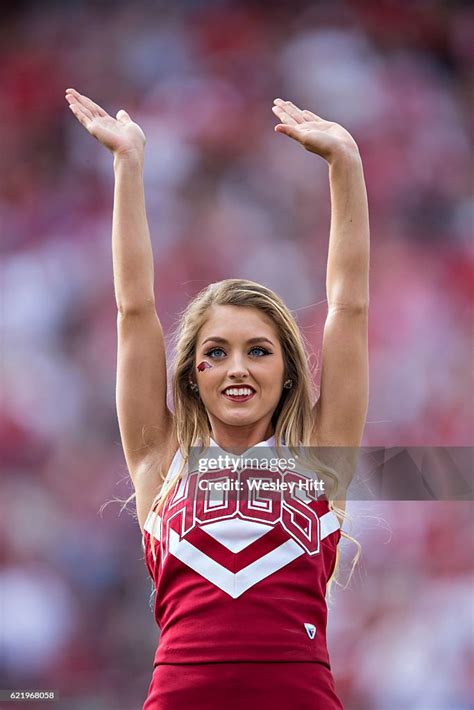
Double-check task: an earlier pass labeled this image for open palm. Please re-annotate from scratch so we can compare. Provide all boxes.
[272,98,358,163]
[65,88,146,157]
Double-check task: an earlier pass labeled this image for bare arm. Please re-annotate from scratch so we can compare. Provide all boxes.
[113,153,174,475]
[112,152,155,313]
[315,149,369,447]
[272,99,369,458]
[65,90,174,499]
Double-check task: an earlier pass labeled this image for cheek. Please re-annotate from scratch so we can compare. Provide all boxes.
[258,364,285,395]
[195,364,219,397]
[265,357,285,381]
[197,361,212,372]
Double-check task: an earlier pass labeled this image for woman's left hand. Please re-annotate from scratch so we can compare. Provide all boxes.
[272,98,359,164]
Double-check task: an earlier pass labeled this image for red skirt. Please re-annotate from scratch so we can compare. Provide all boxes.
[143,661,343,710]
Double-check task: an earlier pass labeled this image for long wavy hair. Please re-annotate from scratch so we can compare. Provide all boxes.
[113,278,360,596]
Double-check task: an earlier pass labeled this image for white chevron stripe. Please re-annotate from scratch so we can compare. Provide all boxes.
[320,510,341,539]
[143,510,340,597]
[168,527,304,598]
[202,518,273,552]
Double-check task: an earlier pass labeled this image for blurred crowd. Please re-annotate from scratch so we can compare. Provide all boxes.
[1,1,473,708]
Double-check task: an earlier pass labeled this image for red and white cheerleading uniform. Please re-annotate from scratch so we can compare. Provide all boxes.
[142,437,343,709]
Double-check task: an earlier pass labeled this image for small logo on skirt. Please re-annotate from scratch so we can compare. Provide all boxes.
[304,623,316,639]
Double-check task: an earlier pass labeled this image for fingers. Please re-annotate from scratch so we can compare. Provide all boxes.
[272,105,298,126]
[273,98,306,124]
[272,98,324,126]
[116,109,131,123]
[65,93,93,119]
[274,123,304,143]
[65,88,108,118]
[67,101,93,130]
[302,109,322,122]
[66,88,105,116]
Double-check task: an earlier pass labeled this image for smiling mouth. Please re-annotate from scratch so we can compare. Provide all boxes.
[222,387,256,403]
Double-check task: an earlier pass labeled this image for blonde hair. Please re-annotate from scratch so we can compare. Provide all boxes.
[112,279,360,595]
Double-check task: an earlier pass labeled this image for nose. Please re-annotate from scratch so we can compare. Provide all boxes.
[227,354,249,380]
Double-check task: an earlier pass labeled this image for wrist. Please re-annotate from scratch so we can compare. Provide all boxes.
[113,148,144,170]
[328,142,361,168]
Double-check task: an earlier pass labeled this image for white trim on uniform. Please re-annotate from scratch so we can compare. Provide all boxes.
[144,510,161,539]
[143,509,340,598]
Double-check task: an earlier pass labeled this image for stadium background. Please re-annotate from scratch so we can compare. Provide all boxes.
[1,1,472,708]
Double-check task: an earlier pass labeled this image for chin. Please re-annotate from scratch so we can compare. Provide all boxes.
[214,404,277,429]
[207,406,256,427]
[219,413,258,427]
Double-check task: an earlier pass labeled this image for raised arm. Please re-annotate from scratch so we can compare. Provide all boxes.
[272,99,369,454]
[65,89,175,508]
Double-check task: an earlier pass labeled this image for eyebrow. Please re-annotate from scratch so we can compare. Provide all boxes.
[201,336,275,347]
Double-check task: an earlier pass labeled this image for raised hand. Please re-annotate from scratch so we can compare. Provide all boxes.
[272,98,358,163]
[65,88,146,158]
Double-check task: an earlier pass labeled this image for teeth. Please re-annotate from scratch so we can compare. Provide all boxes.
[224,388,254,396]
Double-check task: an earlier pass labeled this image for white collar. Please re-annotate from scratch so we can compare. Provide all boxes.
[209,434,276,454]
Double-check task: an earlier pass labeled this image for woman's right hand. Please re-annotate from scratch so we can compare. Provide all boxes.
[65,88,146,159]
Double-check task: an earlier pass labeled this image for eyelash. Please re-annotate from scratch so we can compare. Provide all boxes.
[204,346,271,359]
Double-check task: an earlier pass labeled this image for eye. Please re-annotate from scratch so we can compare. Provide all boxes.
[205,347,226,359]
[249,346,271,357]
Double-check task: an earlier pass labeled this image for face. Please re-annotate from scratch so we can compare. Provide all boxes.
[194,305,286,435]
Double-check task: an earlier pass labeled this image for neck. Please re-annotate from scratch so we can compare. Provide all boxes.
[208,420,274,455]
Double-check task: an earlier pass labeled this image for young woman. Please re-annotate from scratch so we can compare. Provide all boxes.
[66,88,369,709]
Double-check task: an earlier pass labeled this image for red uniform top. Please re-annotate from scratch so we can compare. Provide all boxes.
[142,436,341,667]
